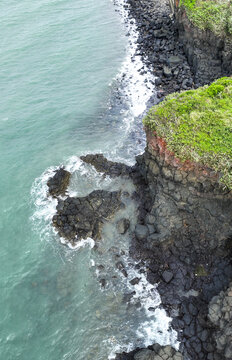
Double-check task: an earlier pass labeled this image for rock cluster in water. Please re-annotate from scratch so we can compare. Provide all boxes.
[47,168,71,197]
[47,147,232,359]
[80,154,131,178]
[47,144,232,359]
[52,190,123,244]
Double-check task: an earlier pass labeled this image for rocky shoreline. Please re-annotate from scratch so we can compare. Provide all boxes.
[47,152,232,360]
[116,1,232,359]
[124,0,194,99]
[47,0,232,359]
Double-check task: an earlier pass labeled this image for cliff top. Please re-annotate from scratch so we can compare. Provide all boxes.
[179,0,232,37]
[143,77,232,189]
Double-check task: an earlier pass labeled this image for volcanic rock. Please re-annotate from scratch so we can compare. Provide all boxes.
[47,168,71,197]
[80,153,131,177]
[52,190,123,243]
[116,218,130,234]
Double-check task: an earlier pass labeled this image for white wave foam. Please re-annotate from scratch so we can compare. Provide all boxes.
[30,166,58,240]
[113,0,156,127]
[107,258,179,359]
[30,2,175,358]
[30,156,95,250]
[127,262,179,348]
[108,342,134,360]
[60,237,95,250]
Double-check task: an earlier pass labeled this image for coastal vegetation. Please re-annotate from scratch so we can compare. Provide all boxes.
[179,0,232,36]
[143,77,232,189]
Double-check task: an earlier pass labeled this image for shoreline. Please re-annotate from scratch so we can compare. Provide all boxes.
[44,0,232,359]
[114,1,232,359]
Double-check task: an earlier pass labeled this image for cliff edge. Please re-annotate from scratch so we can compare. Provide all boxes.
[140,77,232,250]
[174,0,232,85]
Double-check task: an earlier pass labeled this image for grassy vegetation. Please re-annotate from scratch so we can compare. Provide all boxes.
[143,77,232,189]
[179,0,232,36]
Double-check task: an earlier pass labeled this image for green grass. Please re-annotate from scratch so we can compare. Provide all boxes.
[143,77,232,189]
[179,0,232,36]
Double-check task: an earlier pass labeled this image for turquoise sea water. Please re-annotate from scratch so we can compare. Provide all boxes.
[0,1,177,359]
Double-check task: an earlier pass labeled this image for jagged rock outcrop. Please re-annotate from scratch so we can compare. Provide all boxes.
[208,283,232,359]
[52,190,123,244]
[47,168,71,197]
[116,344,183,360]
[80,154,131,177]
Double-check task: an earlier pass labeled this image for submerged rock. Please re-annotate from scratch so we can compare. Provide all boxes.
[52,190,123,243]
[129,277,141,285]
[47,168,71,197]
[116,344,183,360]
[116,218,130,235]
[80,153,131,177]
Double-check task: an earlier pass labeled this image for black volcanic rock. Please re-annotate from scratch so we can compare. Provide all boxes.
[116,218,130,235]
[52,190,123,244]
[80,153,131,177]
[47,168,71,197]
[162,270,174,283]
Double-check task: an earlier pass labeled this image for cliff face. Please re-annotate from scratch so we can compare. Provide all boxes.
[208,283,232,359]
[139,130,232,253]
[174,3,232,86]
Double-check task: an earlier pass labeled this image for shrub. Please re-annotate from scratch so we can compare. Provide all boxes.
[179,0,232,36]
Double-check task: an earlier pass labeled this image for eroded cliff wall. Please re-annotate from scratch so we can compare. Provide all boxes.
[174,2,232,86]
[138,130,232,253]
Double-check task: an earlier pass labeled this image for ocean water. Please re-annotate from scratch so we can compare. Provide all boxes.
[0,1,178,359]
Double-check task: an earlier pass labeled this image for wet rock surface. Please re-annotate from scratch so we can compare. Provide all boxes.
[126,137,232,360]
[130,233,232,360]
[47,168,71,197]
[208,283,232,359]
[46,0,232,358]
[58,152,232,359]
[124,0,194,99]
[47,154,232,360]
[116,344,183,360]
[80,154,131,178]
[52,190,123,244]
[117,218,130,235]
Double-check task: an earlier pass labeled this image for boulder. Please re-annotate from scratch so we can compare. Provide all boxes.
[116,218,130,235]
[208,283,232,358]
[163,65,172,77]
[168,55,182,66]
[134,349,155,360]
[47,168,71,197]
[162,270,174,283]
[133,345,183,360]
[80,153,131,177]
[135,224,149,240]
[130,277,141,285]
